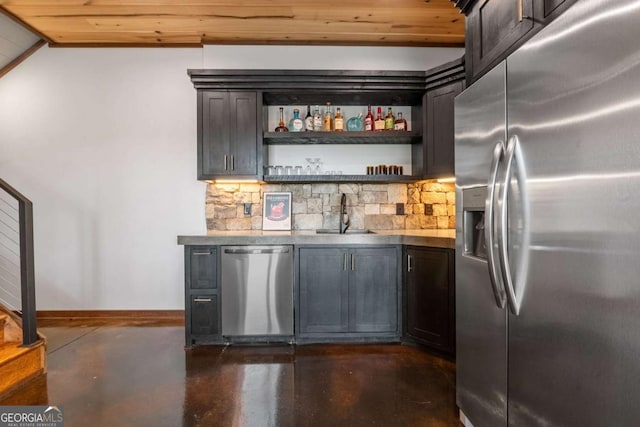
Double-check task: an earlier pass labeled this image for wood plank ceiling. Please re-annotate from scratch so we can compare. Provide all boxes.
[0,0,464,47]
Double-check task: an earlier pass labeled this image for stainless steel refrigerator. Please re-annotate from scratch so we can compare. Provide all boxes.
[455,0,640,426]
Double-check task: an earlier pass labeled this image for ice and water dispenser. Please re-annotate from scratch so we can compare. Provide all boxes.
[462,186,488,259]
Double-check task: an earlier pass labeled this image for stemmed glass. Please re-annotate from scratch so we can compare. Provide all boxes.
[305,158,321,175]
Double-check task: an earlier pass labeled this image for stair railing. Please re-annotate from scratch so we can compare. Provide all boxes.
[0,178,38,346]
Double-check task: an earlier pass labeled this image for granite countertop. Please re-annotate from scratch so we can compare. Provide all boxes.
[177,229,456,249]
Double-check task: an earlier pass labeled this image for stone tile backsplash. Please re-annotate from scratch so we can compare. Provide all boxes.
[206,181,455,231]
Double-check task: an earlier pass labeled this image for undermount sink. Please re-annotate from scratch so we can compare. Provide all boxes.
[315,229,376,235]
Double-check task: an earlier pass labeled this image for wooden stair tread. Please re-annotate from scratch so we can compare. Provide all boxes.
[0,340,46,400]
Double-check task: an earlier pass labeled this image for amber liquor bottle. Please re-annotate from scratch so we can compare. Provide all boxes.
[334,107,344,131]
[323,102,333,131]
[384,107,395,131]
[275,107,288,132]
[364,105,374,131]
[394,111,408,131]
[374,107,385,131]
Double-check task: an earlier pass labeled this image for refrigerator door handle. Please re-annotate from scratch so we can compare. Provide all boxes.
[499,135,522,315]
[485,140,507,309]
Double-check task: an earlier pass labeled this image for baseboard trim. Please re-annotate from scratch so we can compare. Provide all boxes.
[36,310,185,327]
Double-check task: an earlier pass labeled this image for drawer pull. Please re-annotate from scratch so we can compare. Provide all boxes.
[194,298,212,303]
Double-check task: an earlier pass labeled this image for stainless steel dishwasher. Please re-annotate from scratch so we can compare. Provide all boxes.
[220,246,293,339]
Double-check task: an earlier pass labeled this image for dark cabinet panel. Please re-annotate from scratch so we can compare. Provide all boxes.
[188,247,217,290]
[543,0,568,17]
[405,246,455,354]
[198,91,259,179]
[297,246,399,340]
[467,0,535,80]
[350,248,397,333]
[184,245,221,347]
[298,248,349,334]
[190,294,219,336]
[424,80,464,178]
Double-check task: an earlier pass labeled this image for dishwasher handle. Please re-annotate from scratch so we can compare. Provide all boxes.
[223,248,290,255]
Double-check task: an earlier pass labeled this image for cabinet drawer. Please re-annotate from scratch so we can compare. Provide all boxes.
[188,247,217,290]
[190,294,219,336]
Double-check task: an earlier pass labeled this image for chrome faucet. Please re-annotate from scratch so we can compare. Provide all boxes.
[339,193,350,234]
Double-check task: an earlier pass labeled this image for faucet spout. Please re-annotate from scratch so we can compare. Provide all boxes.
[339,193,350,234]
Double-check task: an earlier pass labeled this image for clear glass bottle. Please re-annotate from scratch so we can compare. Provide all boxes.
[304,105,314,132]
[394,111,408,131]
[323,102,333,131]
[364,105,374,131]
[334,107,344,131]
[374,106,385,131]
[289,108,304,132]
[313,105,323,131]
[275,107,288,132]
[384,107,395,131]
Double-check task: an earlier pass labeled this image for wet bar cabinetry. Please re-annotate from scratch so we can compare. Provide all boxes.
[188,60,464,182]
[404,246,455,355]
[184,246,221,347]
[452,0,576,83]
[296,246,401,342]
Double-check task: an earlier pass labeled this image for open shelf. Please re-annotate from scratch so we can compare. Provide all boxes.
[263,131,421,145]
[262,174,418,183]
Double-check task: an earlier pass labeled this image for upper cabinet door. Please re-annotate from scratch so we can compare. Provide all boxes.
[424,80,464,179]
[200,91,230,178]
[198,90,259,180]
[228,92,258,175]
[466,0,535,81]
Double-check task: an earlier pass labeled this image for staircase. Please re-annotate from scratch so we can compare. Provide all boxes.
[0,310,46,400]
[0,178,46,400]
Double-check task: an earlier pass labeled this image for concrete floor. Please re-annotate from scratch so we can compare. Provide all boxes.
[1,326,460,426]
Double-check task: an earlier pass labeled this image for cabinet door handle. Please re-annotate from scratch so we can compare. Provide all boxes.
[343,253,347,271]
[518,0,523,22]
[193,251,211,256]
[408,254,413,272]
[231,155,235,171]
[351,254,355,271]
[224,155,228,170]
[193,297,212,303]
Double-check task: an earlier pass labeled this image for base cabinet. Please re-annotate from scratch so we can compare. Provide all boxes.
[184,246,221,347]
[297,246,399,341]
[404,246,455,355]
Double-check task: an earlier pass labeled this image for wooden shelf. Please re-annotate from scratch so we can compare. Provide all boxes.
[262,174,418,183]
[263,131,421,145]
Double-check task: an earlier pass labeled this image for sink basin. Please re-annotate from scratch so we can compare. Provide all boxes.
[315,229,375,235]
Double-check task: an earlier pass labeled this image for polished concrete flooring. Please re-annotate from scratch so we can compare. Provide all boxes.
[1,326,460,426]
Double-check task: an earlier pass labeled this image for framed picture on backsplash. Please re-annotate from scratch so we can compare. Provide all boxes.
[263,192,292,231]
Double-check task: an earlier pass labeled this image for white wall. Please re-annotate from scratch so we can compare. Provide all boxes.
[0,45,462,310]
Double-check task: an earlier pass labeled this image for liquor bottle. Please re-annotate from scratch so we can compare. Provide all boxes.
[374,107,385,131]
[304,105,314,132]
[275,107,288,132]
[323,102,333,131]
[364,105,374,131]
[394,111,408,131]
[313,105,323,131]
[289,108,304,132]
[334,107,344,131]
[384,107,395,130]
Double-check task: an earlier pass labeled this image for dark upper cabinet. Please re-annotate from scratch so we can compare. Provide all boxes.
[466,0,535,82]
[198,91,260,180]
[424,80,464,178]
[404,246,455,355]
[297,246,399,338]
[461,0,577,83]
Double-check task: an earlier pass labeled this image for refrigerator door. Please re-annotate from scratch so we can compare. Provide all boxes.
[455,62,508,427]
[506,0,640,425]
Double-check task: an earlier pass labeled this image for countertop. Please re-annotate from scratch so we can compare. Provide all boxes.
[177,229,456,249]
